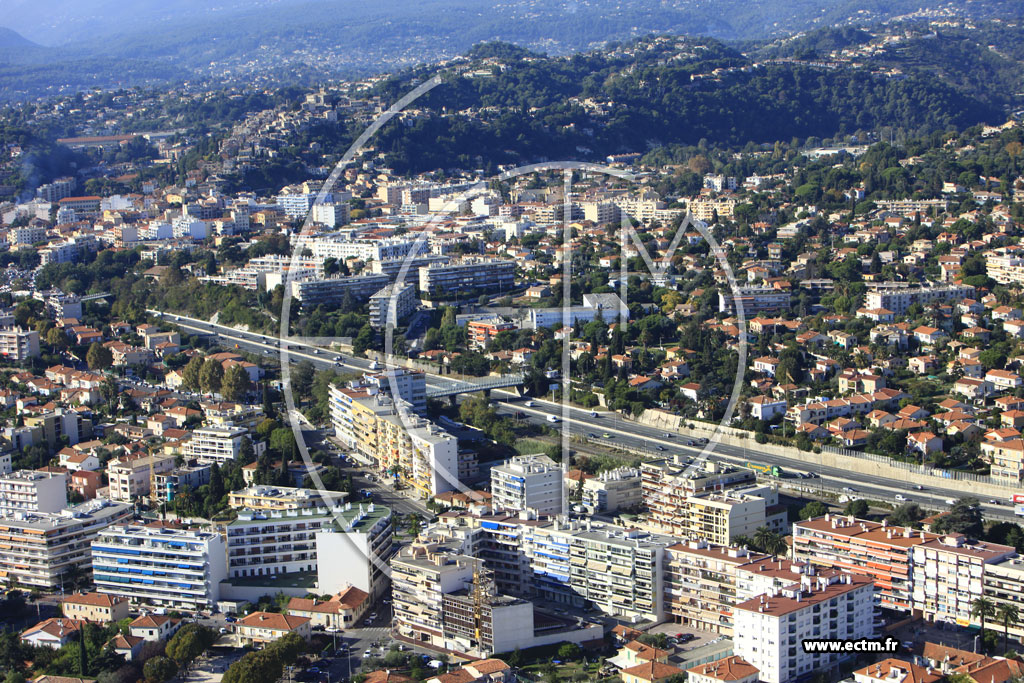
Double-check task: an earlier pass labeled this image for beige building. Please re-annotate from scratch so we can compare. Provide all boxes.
[106,454,175,502]
[0,499,133,590]
[687,656,760,683]
[286,586,369,629]
[235,611,311,646]
[642,466,786,545]
[61,592,130,623]
[981,438,1024,482]
[663,540,768,636]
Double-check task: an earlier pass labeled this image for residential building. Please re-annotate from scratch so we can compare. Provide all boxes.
[733,573,875,683]
[490,454,564,517]
[0,499,133,589]
[0,470,67,517]
[21,618,85,648]
[579,467,643,514]
[150,462,212,503]
[391,539,601,658]
[418,259,515,300]
[289,273,390,308]
[911,534,1015,627]
[520,518,669,622]
[663,539,767,636]
[129,614,181,642]
[236,611,311,647]
[0,327,40,360]
[363,368,427,415]
[368,283,417,329]
[226,485,344,511]
[467,317,517,350]
[863,283,975,316]
[718,287,791,315]
[330,389,457,495]
[687,656,760,683]
[982,556,1024,641]
[60,592,130,624]
[286,586,370,629]
[184,425,247,463]
[91,524,228,609]
[642,469,786,545]
[315,503,394,599]
[792,514,938,611]
[106,454,175,502]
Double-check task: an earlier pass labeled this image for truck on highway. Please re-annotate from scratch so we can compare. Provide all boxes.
[745,461,782,477]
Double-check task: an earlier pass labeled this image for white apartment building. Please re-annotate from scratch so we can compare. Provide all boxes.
[520,518,670,622]
[225,507,334,579]
[643,481,786,545]
[369,282,417,329]
[315,502,394,599]
[0,470,68,517]
[718,287,791,315]
[305,236,423,263]
[363,368,427,414]
[92,524,227,609]
[986,250,1024,285]
[106,454,175,502]
[0,327,40,360]
[185,425,247,463]
[227,485,344,511]
[580,466,643,514]
[733,573,875,683]
[224,503,392,599]
[863,283,975,316]
[0,499,133,590]
[911,534,1015,627]
[491,454,564,517]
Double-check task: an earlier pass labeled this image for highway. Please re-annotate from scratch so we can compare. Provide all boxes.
[493,396,1021,523]
[154,310,1019,523]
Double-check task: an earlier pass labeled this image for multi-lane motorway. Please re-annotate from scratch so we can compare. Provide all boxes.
[155,310,1019,523]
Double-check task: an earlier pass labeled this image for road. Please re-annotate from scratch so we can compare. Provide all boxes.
[495,396,1020,522]
[155,310,1017,522]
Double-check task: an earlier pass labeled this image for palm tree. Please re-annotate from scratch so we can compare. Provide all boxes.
[765,534,789,558]
[753,526,776,554]
[972,597,997,640]
[996,603,1020,655]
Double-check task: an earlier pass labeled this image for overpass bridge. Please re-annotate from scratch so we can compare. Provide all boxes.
[426,373,526,399]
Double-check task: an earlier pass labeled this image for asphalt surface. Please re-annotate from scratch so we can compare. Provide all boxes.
[494,396,1020,522]
[155,310,1019,522]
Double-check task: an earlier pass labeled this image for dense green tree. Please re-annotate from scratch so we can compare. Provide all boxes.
[182,355,204,391]
[199,358,225,395]
[221,364,252,401]
[143,656,177,683]
[86,343,113,371]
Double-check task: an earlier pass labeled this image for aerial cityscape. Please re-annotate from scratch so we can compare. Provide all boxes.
[3,2,1024,683]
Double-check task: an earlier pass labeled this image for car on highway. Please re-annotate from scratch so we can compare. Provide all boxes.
[547,415,560,423]
[945,499,957,505]
[656,445,665,451]
[894,494,907,502]
[602,433,612,439]
[525,401,535,407]
[842,487,856,493]
[591,411,598,417]
[913,485,925,490]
